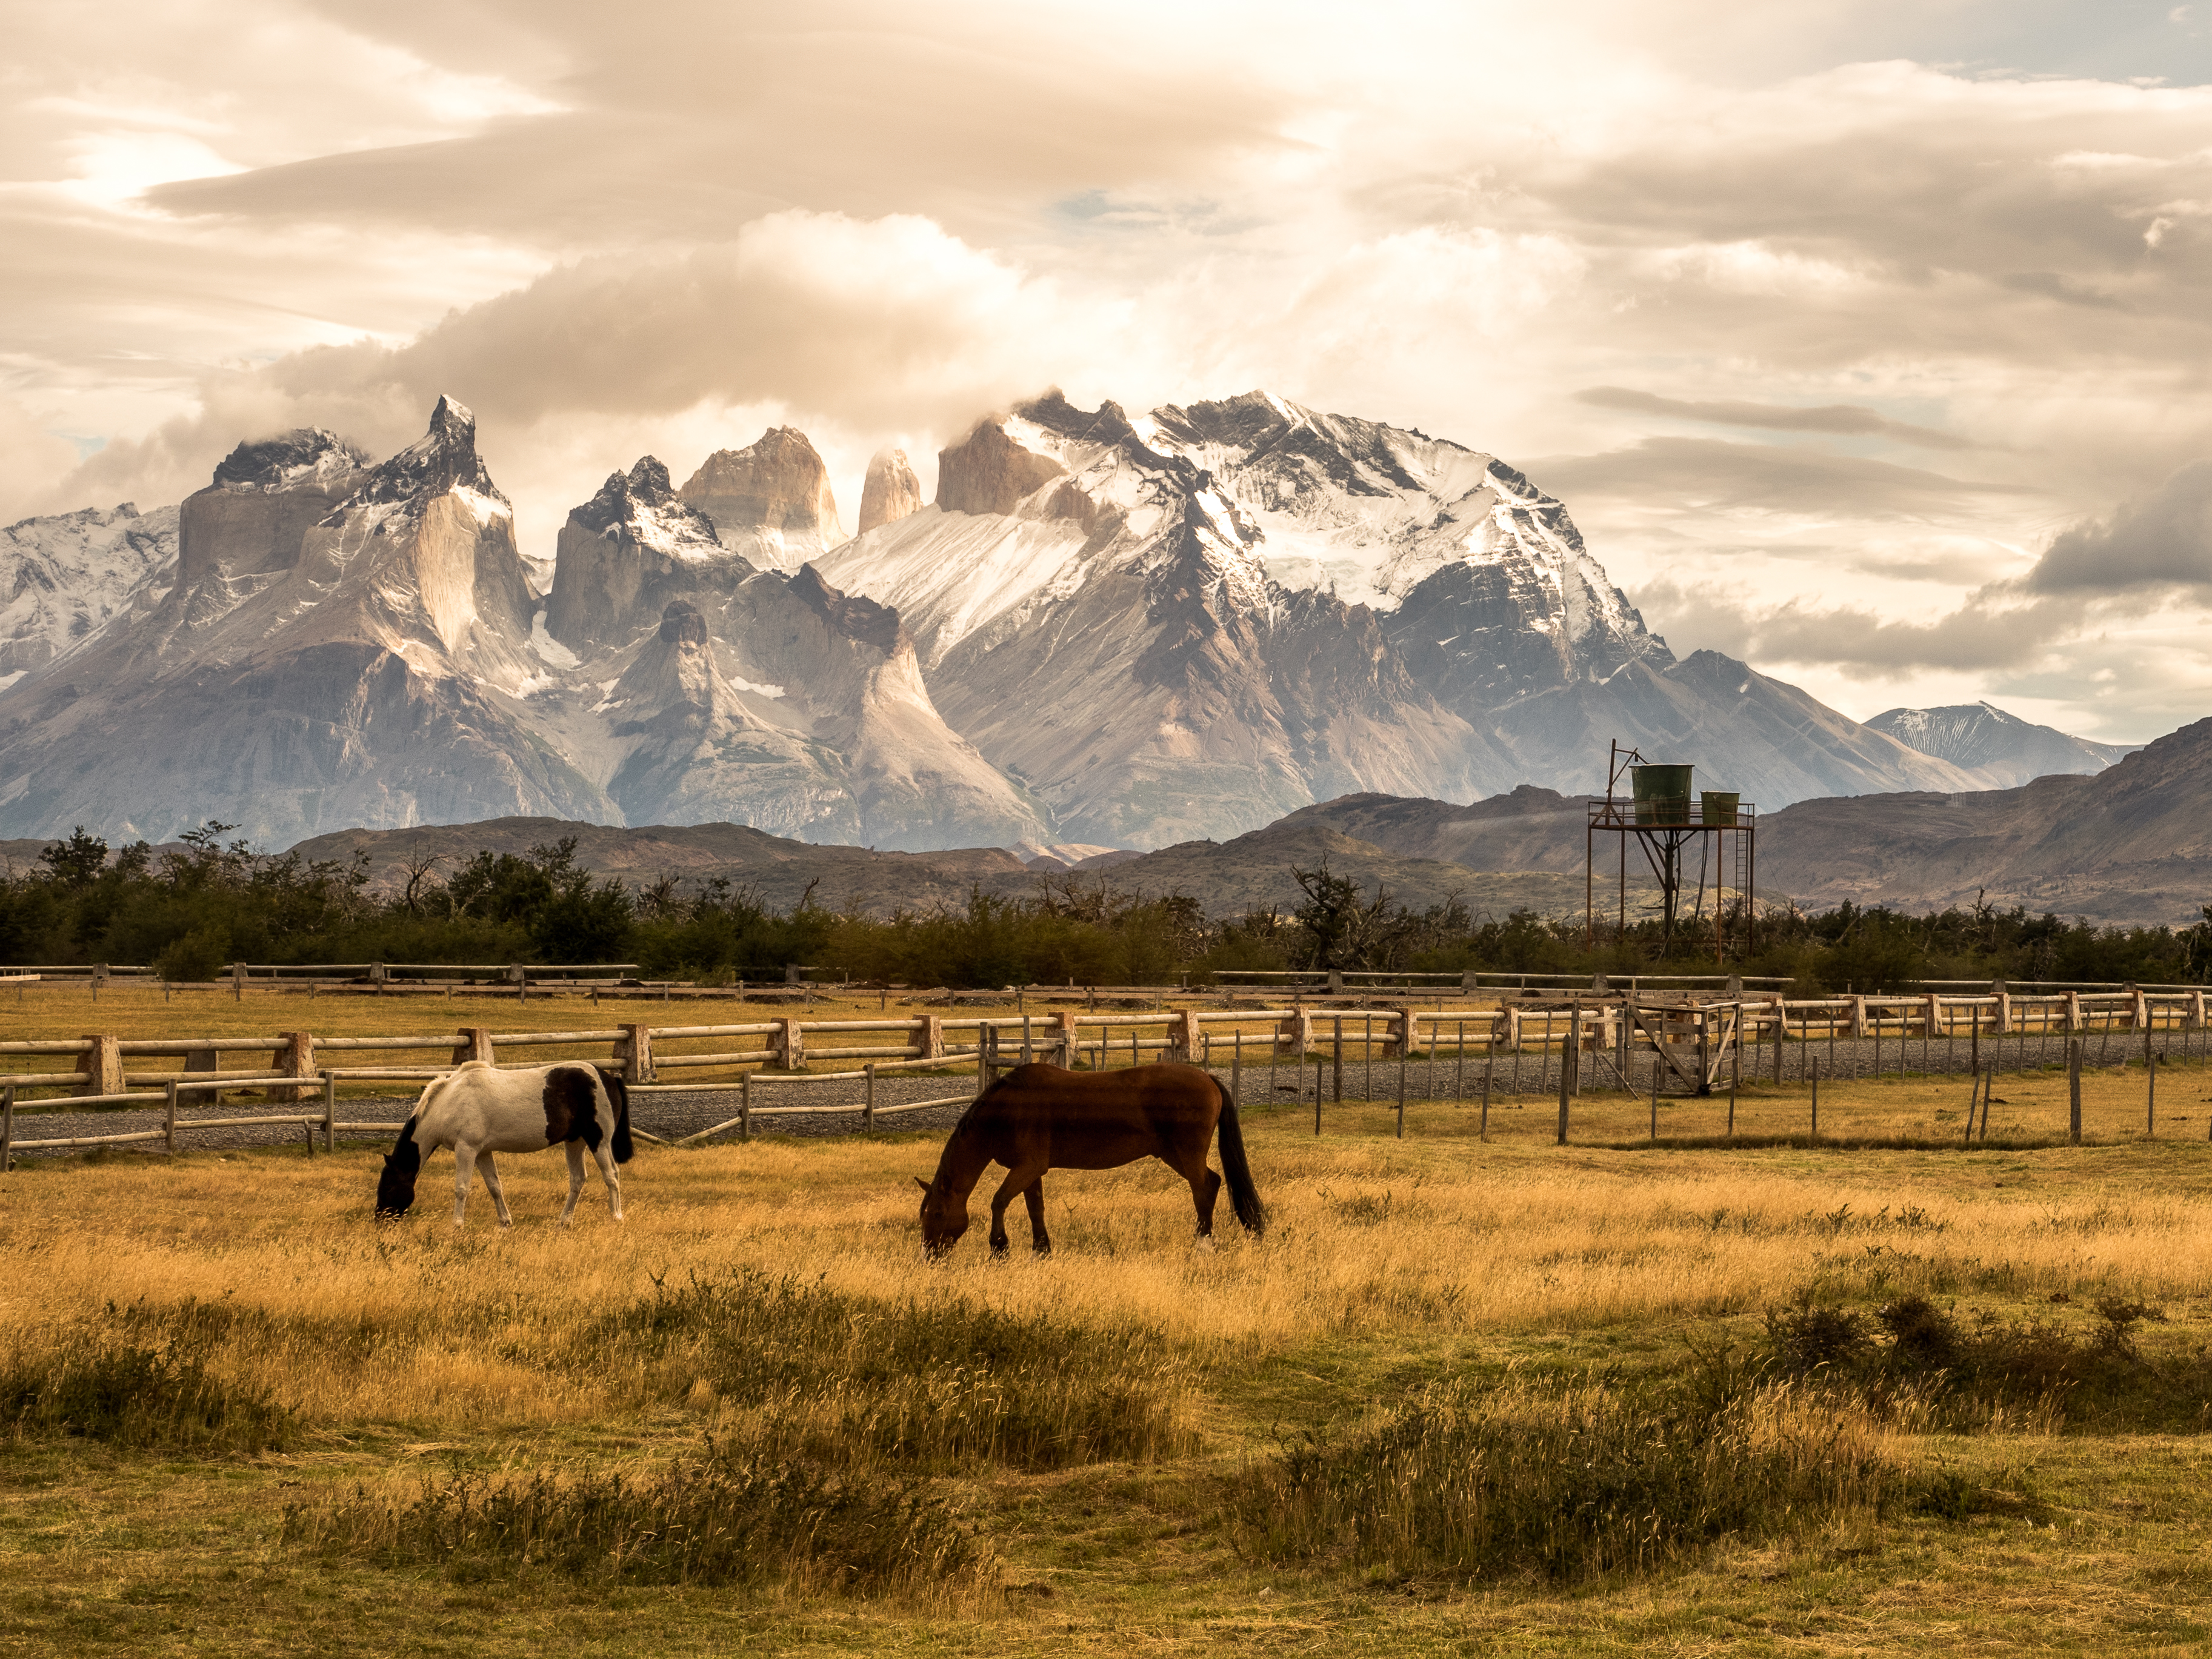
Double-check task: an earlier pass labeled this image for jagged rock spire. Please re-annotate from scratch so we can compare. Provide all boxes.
[858,448,922,533]
[338,394,508,517]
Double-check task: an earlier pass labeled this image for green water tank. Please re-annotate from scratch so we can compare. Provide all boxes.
[1701,791,1741,826]
[1631,764,1694,825]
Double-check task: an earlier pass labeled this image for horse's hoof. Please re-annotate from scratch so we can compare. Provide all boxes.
[1194,1235,1218,1255]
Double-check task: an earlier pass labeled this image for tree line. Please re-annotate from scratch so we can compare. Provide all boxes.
[1,826,2207,991]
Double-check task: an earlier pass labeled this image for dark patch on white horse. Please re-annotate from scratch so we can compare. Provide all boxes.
[375,1114,421,1218]
[597,1066,635,1165]
[542,1066,602,1149]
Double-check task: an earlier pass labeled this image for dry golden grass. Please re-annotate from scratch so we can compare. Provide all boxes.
[7,1060,2212,1429]
[11,1056,2212,1655]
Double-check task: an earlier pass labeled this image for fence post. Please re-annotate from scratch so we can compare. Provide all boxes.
[232,960,247,1002]
[2065,991,2083,1032]
[1281,1008,1313,1060]
[2147,1029,2157,1138]
[1170,1009,1199,1063]
[921,1015,944,1061]
[279,1030,315,1105]
[2193,989,2207,1033]
[1053,1009,1078,1068]
[165,1079,178,1155]
[2068,1037,2082,1144]
[1556,1034,1574,1145]
[864,1063,875,1131]
[771,1017,803,1072]
[81,1033,123,1098]
[321,1071,335,1152]
[453,1026,494,1067]
[1331,1017,1344,1103]
[1994,982,2011,1036]
[2,1083,13,1171]
[739,1073,750,1143]
[619,1023,655,1084]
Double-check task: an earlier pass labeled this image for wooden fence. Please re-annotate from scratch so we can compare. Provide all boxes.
[4,989,2209,1163]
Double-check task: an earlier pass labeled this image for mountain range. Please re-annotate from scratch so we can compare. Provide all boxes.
[0,388,2126,851]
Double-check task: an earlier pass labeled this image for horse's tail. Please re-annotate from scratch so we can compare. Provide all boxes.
[1213,1082,1267,1237]
[601,1067,635,1165]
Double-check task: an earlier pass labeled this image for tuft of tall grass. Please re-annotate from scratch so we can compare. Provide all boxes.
[1224,1377,1897,1584]
[1,1332,291,1454]
[284,1436,991,1596]
[584,1269,1196,1469]
[1762,1290,2212,1431]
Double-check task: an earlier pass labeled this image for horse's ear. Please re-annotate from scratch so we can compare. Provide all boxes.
[914,1177,930,1193]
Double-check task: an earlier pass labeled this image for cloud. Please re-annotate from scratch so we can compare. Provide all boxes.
[1573,385,1978,449]
[1637,573,2074,676]
[2027,459,2212,591]
[1526,436,2036,517]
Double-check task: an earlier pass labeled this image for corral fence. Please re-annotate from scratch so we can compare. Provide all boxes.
[3,987,2208,1165]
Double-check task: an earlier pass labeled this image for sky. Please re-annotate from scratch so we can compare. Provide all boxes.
[6,0,2212,745]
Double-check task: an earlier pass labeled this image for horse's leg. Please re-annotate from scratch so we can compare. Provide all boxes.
[988,1161,1047,1257]
[559,1141,587,1225]
[591,1138,624,1222]
[451,1143,478,1226]
[1023,1177,1051,1256]
[478,1151,513,1229]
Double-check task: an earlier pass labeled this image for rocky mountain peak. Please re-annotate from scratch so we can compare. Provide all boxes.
[210,428,368,492]
[858,448,922,533]
[678,427,844,567]
[331,395,507,523]
[788,562,904,655]
[573,455,719,547]
[936,416,1069,516]
[658,599,709,645]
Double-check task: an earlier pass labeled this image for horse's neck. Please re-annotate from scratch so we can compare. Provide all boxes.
[931,1120,990,1199]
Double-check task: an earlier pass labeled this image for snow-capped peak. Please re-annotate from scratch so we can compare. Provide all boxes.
[210,428,368,492]
[573,456,722,559]
[328,394,510,525]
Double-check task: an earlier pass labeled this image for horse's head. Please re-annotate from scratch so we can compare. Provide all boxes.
[376,1116,422,1219]
[374,1155,416,1218]
[914,1175,968,1257]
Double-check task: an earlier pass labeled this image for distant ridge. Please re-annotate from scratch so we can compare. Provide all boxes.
[1866,702,2131,790]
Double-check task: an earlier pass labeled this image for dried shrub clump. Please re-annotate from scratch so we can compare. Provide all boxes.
[581,1269,1195,1470]
[1,1334,291,1454]
[1761,1290,2211,1431]
[285,1437,990,1597]
[1224,1377,1897,1584]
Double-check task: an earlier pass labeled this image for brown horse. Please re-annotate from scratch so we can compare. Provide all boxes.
[915,1062,1265,1257]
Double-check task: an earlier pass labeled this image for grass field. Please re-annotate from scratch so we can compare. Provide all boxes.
[7,996,2212,1654]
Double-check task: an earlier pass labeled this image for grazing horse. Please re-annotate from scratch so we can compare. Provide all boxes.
[375,1061,633,1226]
[916,1062,1265,1257]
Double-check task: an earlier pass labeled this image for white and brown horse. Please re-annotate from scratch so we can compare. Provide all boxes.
[375,1061,633,1226]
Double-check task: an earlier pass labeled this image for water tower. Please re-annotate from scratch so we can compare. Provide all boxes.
[1585,741,1756,957]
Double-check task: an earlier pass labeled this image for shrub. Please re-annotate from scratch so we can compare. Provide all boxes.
[285,1437,989,1595]
[153,924,229,983]
[1,1335,290,1454]
[584,1269,1194,1470]
[1759,1291,2212,1431]
[1224,1378,1895,1584]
